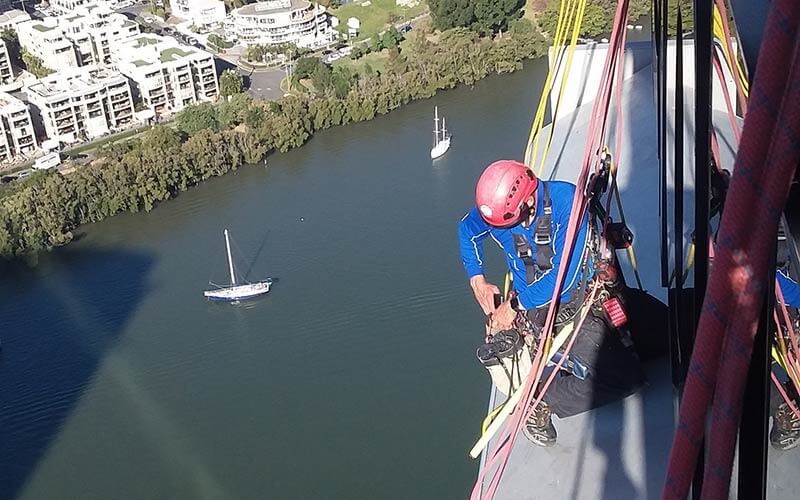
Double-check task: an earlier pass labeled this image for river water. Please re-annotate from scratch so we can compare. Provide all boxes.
[0,59,547,500]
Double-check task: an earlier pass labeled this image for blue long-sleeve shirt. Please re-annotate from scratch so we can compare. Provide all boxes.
[458,180,590,310]
[777,270,800,308]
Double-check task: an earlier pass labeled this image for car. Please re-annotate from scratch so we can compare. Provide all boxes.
[400,24,413,34]
[163,26,176,34]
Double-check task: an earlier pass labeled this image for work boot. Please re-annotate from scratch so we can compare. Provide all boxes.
[770,402,800,451]
[522,401,557,447]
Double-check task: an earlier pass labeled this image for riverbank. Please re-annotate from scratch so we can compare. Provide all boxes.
[0,21,547,259]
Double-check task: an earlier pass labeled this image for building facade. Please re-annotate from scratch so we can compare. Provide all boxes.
[0,39,12,86]
[17,6,139,70]
[0,92,37,163]
[227,0,334,48]
[25,65,135,142]
[49,0,91,14]
[170,0,227,27]
[112,34,219,117]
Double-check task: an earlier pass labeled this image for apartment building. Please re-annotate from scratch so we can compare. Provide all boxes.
[0,38,12,86]
[25,65,135,142]
[112,34,219,116]
[17,6,139,70]
[0,9,32,33]
[170,0,227,27]
[49,0,92,14]
[227,0,334,48]
[0,92,37,163]
[17,18,78,69]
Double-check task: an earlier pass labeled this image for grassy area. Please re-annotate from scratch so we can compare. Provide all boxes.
[330,0,427,41]
[332,49,390,75]
[332,37,414,76]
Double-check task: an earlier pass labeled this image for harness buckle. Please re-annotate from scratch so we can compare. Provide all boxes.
[533,232,551,246]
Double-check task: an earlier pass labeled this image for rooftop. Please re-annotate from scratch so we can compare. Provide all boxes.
[26,66,124,99]
[236,0,310,16]
[0,91,26,111]
[31,24,56,33]
[0,9,32,26]
[114,34,209,70]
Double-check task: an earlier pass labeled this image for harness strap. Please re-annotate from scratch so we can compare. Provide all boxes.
[512,183,555,285]
[535,184,555,271]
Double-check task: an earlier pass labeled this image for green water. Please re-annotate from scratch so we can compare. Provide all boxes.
[0,59,547,500]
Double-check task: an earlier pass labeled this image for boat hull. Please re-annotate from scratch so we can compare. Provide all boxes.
[204,280,272,302]
[431,137,451,159]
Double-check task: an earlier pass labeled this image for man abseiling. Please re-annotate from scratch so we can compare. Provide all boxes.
[459,159,644,446]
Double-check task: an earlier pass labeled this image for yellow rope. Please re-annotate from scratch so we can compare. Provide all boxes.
[524,0,588,174]
[712,5,749,97]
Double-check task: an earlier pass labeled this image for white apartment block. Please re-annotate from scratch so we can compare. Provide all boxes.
[112,34,219,116]
[0,92,37,163]
[49,0,92,14]
[0,9,32,33]
[25,65,135,142]
[170,0,227,27]
[227,0,335,48]
[0,39,12,86]
[17,6,139,70]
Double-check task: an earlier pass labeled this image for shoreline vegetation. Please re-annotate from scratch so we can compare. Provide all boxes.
[0,0,679,259]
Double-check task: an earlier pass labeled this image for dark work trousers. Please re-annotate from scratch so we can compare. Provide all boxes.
[539,310,646,419]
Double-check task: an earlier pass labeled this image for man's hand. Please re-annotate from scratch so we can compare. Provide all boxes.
[470,275,500,315]
[490,300,517,330]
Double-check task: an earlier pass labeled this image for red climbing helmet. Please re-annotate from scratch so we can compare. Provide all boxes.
[475,160,539,227]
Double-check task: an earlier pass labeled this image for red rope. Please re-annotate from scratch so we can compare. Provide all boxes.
[662,0,800,497]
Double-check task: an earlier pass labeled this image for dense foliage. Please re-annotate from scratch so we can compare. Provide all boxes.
[429,0,526,34]
[207,34,234,50]
[20,48,51,78]
[219,69,244,97]
[0,22,546,258]
[536,0,651,39]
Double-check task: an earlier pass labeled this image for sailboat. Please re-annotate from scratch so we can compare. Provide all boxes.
[204,229,272,302]
[430,106,452,159]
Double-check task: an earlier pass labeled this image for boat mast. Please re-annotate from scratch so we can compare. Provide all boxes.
[433,106,439,146]
[224,229,236,285]
[442,116,447,139]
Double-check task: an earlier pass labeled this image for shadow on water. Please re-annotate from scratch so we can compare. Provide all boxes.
[0,248,154,500]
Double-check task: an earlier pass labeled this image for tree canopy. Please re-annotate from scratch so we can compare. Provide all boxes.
[429,0,525,34]
[219,69,244,97]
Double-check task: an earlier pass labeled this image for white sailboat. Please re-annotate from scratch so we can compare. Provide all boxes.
[430,106,452,159]
[204,229,272,302]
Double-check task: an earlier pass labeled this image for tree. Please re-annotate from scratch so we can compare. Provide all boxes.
[219,69,244,97]
[217,93,253,128]
[429,0,475,31]
[380,26,403,51]
[472,0,524,35]
[175,103,219,135]
[21,49,52,78]
[293,56,323,81]
[311,63,333,95]
[350,46,364,60]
